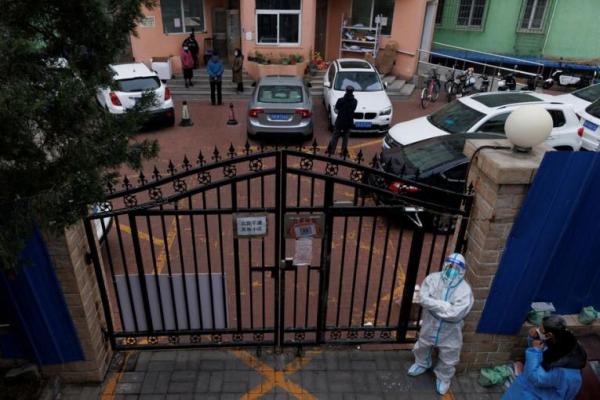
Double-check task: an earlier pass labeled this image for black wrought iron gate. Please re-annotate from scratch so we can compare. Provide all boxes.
[85,144,472,351]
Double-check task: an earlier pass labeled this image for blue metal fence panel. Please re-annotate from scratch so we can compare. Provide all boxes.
[0,228,84,364]
[477,152,600,334]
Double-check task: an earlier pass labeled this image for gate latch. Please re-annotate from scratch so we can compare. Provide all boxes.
[280,257,296,271]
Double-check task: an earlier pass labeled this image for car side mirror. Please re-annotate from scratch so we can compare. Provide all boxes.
[384,82,388,89]
[305,81,312,88]
[323,82,331,88]
[251,81,257,87]
[161,79,167,84]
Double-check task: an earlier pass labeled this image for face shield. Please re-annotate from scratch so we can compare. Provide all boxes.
[441,253,466,286]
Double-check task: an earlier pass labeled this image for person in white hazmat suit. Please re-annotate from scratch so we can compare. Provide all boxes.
[407,253,474,395]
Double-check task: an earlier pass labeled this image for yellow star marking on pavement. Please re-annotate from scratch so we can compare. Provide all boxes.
[232,350,317,400]
[117,223,164,247]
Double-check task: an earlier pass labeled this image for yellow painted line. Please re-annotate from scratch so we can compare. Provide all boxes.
[349,138,384,150]
[232,350,317,400]
[118,223,164,247]
[156,216,179,274]
[100,352,132,399]
[441,390,456,400]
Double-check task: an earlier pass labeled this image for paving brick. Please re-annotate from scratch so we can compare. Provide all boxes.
[194,372,211,392]
[327,371,353,392]
[121,372,146,383]
[115,382,142,394]
[148,361,176,371]
[135,352,153,371]
[152,351,177,361]
[171,370,197,382]
[168,381,195,394]
[139,395,166,400]
[201,360,225,370]
[208,371,224,392]
[154,372,172,394]
[220,380,249,393]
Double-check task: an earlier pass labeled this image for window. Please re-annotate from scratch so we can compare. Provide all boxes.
[351,0,395,35]
[258,85,303,103]
[160,0,205,34]
[572,84,600,103]
[436,0,445,24]
[548,110,566,127]
[116,77,161,92]
[334,71,383,92]
[586,100,600,119]
[256,0,301,45]
[519,0,549,31]
[427,101,485,134]
[327,65,336,84]
[457,0,486,27]
[478,113,510,134]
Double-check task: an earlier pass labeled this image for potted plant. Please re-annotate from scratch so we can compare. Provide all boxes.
[281,56,290,65]
[308,51,322,76]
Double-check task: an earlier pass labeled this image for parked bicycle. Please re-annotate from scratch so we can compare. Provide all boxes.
[446,67,489,101]
[420,69,441,109]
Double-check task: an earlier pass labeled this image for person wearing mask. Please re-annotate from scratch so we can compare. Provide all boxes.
[183,29,199,69]
[180,46,195,88]
[327,86,357,156]
[207,52,224,105]
[232,48,244,94]
[502,315,586,400]
[407,253,474,396]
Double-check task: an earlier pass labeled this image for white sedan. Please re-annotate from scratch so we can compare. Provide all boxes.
[384,92,582,151]
[554,83,600,114]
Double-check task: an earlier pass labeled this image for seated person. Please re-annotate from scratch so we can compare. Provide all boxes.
[502,315,587,400]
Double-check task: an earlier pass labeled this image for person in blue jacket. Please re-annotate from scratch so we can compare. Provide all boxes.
[502,315,587,400]
[207,53,224,105]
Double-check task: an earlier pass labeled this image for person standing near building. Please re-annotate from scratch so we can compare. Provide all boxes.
[180,46,195,88]
[183,29,199,68]
[232,48,244,94]
[207,53,224,105]
[327,86,357,156]
[407,253,474,396]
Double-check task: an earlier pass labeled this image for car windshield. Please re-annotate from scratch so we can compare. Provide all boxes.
[586,99,600,118]
[573,84,600,102]
[257,85,303,103]
[334,71,383,92]
[403,138,465,172]
[117,77,161,92]
[428,101,485,133]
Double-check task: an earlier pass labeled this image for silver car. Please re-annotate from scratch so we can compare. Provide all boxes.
[247,76,313,139]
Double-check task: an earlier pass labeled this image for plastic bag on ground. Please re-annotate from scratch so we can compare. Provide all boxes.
[578,306,599,325]
[479,364,513,387]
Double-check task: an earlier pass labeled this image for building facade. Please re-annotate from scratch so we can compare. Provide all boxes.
[433,0,600,66]
[130,0,440,79]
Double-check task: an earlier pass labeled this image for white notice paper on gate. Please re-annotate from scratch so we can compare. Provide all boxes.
[293,238,313,266]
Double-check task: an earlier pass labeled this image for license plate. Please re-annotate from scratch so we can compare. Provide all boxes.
[584,120,598,132]
[355,121,372,128]
[269,113,290,121]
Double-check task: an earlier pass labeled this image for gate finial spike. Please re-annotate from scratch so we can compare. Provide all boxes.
[370,154,379,168]
[122,175,131,190]
[212,146,221,162]
[244,141,251,155]
[228,143,236,159]
[197,151,205,166]
[182,155,191,171]
[311,138,319,154]
[342,148,349,160]
[167,160,177,175]
[138,171,147,185]
[152,165,161,181]
[355,149,364,164]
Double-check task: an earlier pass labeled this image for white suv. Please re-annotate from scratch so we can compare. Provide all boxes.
[578,99,600,150]
[324,59,392,134]
[384,92,581,151]
[97,63,175,126]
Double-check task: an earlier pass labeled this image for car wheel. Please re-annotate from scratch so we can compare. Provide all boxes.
[167,115,175,127]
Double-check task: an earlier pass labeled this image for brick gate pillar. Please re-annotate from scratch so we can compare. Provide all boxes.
[457,139,548,372]
[41,221,112,382]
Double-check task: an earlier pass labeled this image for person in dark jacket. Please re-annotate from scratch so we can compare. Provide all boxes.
[207,53,224,105]
[502,315,587,400]
[183,30,199,69]
[327,86,358,156]
[232,48,244,93]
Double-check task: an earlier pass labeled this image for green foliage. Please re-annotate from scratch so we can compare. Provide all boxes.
[0,0,159,270]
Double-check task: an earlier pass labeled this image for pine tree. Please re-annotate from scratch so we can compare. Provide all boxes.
[0,0,159,270]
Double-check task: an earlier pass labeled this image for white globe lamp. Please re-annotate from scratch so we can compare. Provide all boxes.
[504,105,553,152]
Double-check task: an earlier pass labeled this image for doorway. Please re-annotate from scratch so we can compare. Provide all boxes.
[315,0,328,58]
[213,8,229,64]
[419,1,437,62]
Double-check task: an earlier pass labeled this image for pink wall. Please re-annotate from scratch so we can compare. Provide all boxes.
[130,0,225,73]
[325,0,428,79]
[240,0,316,64]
